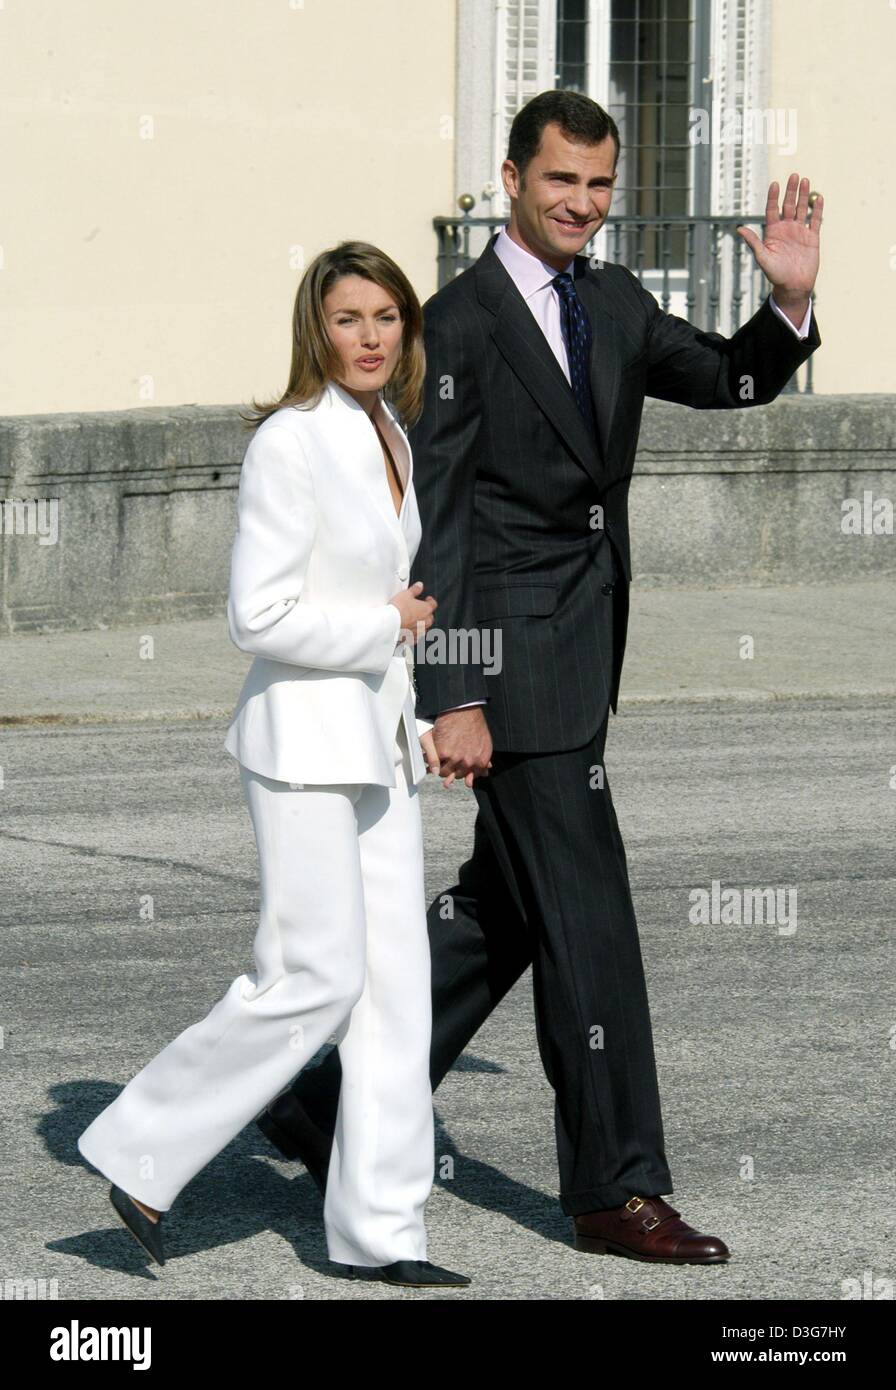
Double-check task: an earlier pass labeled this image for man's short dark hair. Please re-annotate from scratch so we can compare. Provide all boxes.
[507,89,620,180]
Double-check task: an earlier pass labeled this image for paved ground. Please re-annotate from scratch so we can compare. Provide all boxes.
[0,579,893,1300]
[1,579,893,724]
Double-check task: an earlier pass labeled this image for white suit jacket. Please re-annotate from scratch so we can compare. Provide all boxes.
[223,380,433,788]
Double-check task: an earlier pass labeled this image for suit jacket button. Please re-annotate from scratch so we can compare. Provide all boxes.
[398,566,409,581]
[601,582,615,595]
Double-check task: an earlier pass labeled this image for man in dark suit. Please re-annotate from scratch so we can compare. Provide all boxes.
[258,90,822,1263]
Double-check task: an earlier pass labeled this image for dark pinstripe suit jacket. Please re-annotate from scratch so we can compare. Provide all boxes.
[408,233,820,752]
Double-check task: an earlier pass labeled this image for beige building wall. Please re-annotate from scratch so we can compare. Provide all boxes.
[0,0,457,415]
[768,0,895,393]
[3,1,891,411]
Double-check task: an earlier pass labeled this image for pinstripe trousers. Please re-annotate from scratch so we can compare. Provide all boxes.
[456,723,673,1214]
[427,537,672,1212]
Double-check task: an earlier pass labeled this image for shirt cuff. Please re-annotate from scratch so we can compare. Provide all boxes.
[768,292,813,340]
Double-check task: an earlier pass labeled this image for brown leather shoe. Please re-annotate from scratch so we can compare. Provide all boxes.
[573,1195,730,1264]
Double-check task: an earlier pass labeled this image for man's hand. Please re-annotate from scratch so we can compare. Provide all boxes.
[736,173,822,329]
[432,707,493,789]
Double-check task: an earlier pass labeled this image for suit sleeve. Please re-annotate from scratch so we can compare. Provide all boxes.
[618,265,821,409]
[408,299,490,716]
[227,424,402,673]
[412,664,434,737]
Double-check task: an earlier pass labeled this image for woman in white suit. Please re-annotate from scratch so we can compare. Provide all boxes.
[77,241,470,1289]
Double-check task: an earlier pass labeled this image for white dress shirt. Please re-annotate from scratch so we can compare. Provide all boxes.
[443,226,812,717]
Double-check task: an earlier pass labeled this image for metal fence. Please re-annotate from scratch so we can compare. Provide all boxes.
[433,210,814,393]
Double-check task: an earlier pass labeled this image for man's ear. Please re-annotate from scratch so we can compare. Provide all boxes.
[500,157,520,201]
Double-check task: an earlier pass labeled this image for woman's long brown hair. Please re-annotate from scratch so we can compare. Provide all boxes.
[241,240,425,431]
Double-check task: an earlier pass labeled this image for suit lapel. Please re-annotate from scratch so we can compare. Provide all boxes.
[475,235,619,490]
[376,396,412,495]
[573,257,621,473]
[376,396,416,548]
[326,382,405,551]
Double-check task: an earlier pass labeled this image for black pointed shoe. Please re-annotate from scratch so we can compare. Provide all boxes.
[108,1185,165,1266]
[343,1259,471,1288]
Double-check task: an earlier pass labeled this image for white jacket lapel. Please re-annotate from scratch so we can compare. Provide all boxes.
[327,381,408,548]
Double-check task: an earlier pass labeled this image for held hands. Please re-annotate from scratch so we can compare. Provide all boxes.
[390,583,492,788]
[425,706,493,790]
[736,174,822,326]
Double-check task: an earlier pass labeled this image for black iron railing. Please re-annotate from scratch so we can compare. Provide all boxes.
[433,210,814,393]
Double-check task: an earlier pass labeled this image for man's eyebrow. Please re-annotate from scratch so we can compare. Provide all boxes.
[539,169,615,185]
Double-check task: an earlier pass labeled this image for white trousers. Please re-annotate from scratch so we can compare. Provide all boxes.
[77,721,434,1266]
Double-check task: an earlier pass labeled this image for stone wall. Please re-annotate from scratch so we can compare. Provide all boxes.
[0,396,892,635]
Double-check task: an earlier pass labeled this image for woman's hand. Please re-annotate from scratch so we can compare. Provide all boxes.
[389,580,437,643]
[419,728,441,776]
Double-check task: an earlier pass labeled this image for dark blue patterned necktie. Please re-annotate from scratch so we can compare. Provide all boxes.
[553,271,595,433]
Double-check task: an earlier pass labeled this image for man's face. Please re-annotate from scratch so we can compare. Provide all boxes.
[502,122,618,268]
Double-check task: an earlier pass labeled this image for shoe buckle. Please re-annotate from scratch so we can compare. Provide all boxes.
[626,1195,661,1230]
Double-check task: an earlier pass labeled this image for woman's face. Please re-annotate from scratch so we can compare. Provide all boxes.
[323,274,404,396]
